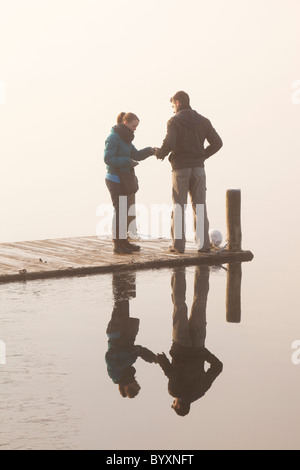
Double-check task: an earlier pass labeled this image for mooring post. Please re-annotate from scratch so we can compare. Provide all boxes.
[226,189,242,251]
[226,262,242,323]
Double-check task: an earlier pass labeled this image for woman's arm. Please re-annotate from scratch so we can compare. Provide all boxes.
[135,346,157,364]
[131,145,154,162]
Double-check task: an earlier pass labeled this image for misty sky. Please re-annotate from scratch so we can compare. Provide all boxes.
[0,0,299,248]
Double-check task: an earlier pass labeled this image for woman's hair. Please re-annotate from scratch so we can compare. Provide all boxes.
[118,384,127,398]
[117,112,139,124]
[118,379,141,399]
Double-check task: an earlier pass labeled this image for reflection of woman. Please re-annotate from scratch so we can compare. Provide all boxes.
[105,272,157,399]
[104,112,154,254]
[105,301,142,398]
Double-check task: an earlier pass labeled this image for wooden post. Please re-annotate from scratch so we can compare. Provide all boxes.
[226,262,242,323]
[226,189,242,252]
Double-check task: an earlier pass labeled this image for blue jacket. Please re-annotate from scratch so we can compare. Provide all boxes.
[104,127,153,177]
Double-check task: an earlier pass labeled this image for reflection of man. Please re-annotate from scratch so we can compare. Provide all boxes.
[105,272,157,399]
[156,266,223,416]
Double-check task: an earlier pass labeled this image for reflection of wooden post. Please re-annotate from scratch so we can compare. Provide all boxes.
[226,263,242,323]
[226,189,242,252]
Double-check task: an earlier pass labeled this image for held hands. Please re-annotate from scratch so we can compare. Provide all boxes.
[153,147,164,160]
[150,147,159,156]
[155,352,169,366]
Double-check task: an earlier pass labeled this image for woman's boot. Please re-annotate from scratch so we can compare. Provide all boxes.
[113,239,134,254]
[123,239,141,252]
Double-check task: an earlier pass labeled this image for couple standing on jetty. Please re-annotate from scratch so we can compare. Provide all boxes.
[104,91,223,255]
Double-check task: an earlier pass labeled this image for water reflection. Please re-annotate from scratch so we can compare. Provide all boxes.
[157,266,223,416]
[226,263,242,323]
[105,263,243,414]
[105,272,157,399]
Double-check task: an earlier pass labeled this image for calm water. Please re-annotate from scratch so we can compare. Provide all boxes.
[0,252,300,450]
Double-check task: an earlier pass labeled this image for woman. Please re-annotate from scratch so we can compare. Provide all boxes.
[104,112,154,254]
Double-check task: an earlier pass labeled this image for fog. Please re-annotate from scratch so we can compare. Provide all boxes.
[1,0,300,256]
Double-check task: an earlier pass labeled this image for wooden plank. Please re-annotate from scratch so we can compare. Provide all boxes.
[0,244,86,268]
[0,246,106,273]
[1,239,139,267]
[3,240,105,263]
[0,236,254,284]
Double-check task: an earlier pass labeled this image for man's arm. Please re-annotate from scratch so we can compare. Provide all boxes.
[156,352,173,377]
[204,120,223,159]
[155,120,177,160]
[204,348,223,389]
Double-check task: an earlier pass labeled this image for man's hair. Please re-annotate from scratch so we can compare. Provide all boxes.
[170,91,190,108]
[173,401,190,416]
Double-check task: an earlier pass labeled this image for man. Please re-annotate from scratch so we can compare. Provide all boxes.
[154,91,223,253]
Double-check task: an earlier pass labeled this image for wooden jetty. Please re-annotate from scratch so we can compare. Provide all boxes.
[0,236,253,284]
[0,189,254,284]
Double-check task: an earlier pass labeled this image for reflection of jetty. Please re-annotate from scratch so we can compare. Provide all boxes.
[0,190,253,284]
[0,237,253,284]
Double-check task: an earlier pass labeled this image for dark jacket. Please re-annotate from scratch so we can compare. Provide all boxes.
[156,109,223,170]
[105,315,156,385]
[157,344,223,404]
[105,343,156,385]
